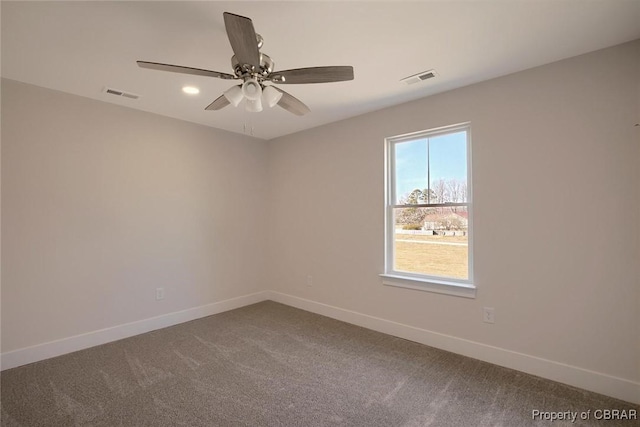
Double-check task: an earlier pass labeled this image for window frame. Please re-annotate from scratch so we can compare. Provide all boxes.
[381,122,476,298]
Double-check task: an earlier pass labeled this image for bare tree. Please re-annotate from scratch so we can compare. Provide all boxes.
[396,182,466,227]
[447,179,461,203]
[432,179,448,203]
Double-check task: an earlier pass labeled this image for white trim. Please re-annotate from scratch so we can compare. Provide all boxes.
[384,123,474,289]
[3,290,638,404]
[380,274,476,298]
[1,291,269,371]
[266,291,640,405]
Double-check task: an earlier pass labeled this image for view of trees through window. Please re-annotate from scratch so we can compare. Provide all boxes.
[389,127,470,281]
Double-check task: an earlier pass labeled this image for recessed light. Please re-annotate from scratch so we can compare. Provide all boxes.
[182,86,200,95]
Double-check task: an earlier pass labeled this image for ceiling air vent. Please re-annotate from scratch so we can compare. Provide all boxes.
[401,69,438,85]
[103,87,140,100]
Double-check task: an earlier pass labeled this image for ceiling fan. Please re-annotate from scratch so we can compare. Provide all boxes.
[137,12,354,116]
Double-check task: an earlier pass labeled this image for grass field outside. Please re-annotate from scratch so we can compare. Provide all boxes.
[394,232,468,279]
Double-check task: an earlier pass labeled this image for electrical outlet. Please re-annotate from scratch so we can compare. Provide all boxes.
[483,307,495,324]
[156,287,165,301]
[306,275,313,287]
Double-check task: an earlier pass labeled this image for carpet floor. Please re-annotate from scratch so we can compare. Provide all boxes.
[1,301,638,426]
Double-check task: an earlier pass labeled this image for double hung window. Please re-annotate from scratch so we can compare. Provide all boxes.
[383,123,474,297]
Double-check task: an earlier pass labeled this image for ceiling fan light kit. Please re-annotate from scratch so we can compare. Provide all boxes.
[137,12,354,116]
[222,80,283,112]
[223,85,244,107]
[246,98,263,113]
[241,78,262,101]
[262,86,283,108]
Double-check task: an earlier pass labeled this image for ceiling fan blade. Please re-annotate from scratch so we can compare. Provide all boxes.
[137,61,236,80]
[223,12,261,68]
[205,95,231,111]
[274,88,310,116]
[270,66,354,84]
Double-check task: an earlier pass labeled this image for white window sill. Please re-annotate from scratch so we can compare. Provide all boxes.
[380,274,476,299]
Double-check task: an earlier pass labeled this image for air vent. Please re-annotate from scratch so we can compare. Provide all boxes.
[103,87,140,100]
[401,69,438,85]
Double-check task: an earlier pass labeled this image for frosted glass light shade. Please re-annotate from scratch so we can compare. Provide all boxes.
[245,98,263,112]
[262,86,283,108]
[242,79,262,101]
[223,85,243,107]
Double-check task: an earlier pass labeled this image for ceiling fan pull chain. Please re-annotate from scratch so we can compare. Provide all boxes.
[242,119,255,136]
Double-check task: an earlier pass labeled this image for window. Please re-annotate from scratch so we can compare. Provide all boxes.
[382,123,475,298]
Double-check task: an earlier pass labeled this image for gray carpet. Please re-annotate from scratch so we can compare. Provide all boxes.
[1,301,637,426]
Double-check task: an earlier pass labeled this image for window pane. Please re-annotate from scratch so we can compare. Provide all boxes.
[394,139,427,205]
[428,131,467,203]
[393,206,469,280]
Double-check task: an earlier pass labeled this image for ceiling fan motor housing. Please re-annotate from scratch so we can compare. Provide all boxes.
[232,53,275,84]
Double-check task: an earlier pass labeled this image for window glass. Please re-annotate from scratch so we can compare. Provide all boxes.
[386,124,472,285]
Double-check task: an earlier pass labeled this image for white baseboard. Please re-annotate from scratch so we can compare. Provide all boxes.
[3,289,638,404]
[266,291,640,405]
[1,291,269,371]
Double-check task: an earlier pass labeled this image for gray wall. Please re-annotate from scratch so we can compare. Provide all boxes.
[267,40,640,383]
[1,79,269,351]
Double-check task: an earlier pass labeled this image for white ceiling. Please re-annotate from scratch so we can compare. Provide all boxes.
[2,1,639,140]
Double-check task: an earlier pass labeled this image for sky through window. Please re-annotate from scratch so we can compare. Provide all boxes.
[394,131,467,202]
